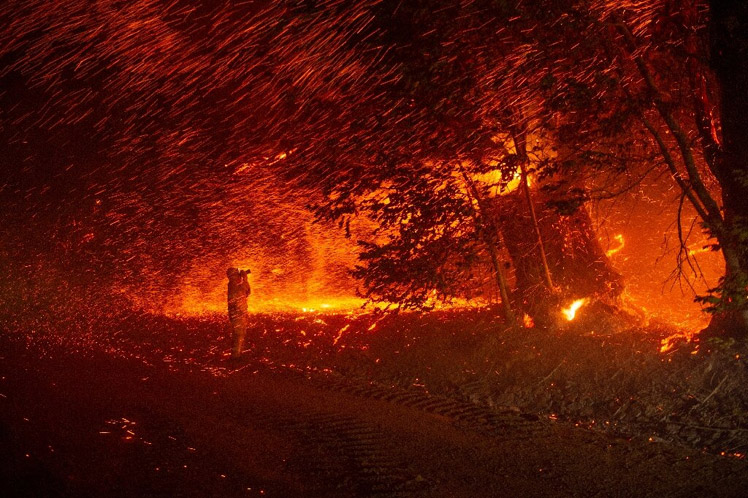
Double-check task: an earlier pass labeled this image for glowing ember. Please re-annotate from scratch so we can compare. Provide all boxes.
[523,314,535,328]
[332,324,350,346]
[561,298,588,321]
[605,234,625,258]
[659,338,676,354]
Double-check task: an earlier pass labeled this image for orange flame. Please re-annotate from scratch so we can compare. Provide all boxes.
[561,298,588,321]
[686,245,711,257]
[659,329,697,353]
[605,234,625,257]
[332,324,350,346]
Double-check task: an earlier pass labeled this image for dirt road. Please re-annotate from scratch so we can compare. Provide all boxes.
[2,338,748,497]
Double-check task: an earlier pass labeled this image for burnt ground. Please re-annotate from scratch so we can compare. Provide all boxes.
[2,308,748,497]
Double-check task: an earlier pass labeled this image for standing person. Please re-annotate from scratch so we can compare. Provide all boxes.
[227,267,251,359]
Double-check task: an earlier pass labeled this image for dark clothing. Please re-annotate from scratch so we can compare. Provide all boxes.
[228,274,250,317]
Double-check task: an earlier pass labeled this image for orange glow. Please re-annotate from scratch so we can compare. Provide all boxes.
[659,329,697,353]
[605,234,625,257]
[561,298,588,321]
[476,166,531,195]
[659,339,675,354]
[178,297,364,316]
[523,313,535,328]
[594,180,724,331]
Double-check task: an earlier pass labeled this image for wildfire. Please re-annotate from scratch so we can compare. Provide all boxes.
[605,234,625,257]
[561,298,588,321]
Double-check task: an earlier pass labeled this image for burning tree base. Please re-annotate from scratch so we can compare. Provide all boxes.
[493,191,625,326]
[555,298,643,335]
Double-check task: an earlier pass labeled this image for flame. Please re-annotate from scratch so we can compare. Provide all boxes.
[523,313,535,328]
[686,245,711,257]
[659,338,676,354]
[332,324,350,346]
[479,167,532,195]
[659,329,697,353]
[605,234,625,257]
[561,298,588,321]
[169,293,365,316]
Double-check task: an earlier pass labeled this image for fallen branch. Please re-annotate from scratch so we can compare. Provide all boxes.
[538,361,565,385]
[699,375,729,407]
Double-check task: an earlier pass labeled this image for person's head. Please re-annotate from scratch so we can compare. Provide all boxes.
[226,267,240,279]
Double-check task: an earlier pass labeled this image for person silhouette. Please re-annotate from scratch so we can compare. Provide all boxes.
[226,267,251,359]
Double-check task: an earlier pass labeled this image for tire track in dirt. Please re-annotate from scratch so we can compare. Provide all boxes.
[285,413,429,497]
[196,363,432,496]
[190,401,429,497]
[309,373,549,442]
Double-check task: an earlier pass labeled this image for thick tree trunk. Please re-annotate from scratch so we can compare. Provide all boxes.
[706,1,748,336]
[495,191,624,324]
[710,1,748,222]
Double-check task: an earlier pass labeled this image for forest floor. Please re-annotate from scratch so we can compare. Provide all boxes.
[2,306,748,496]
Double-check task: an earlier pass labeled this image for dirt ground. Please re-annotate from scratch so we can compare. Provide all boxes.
[3,310,748,497]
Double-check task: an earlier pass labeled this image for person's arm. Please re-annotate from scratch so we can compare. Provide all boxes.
[242,275,251,297]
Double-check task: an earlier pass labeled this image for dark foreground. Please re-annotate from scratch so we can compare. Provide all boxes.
[2,334,748,497]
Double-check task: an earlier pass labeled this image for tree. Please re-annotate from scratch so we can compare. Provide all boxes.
[350,160,507,313]
[501,0,748,334]
[706,0,748,334]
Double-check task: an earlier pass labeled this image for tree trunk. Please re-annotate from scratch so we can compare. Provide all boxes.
[494,190,624,325]
[706,0,748,336]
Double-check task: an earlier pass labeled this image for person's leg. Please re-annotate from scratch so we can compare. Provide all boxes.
[231,315,247,358]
